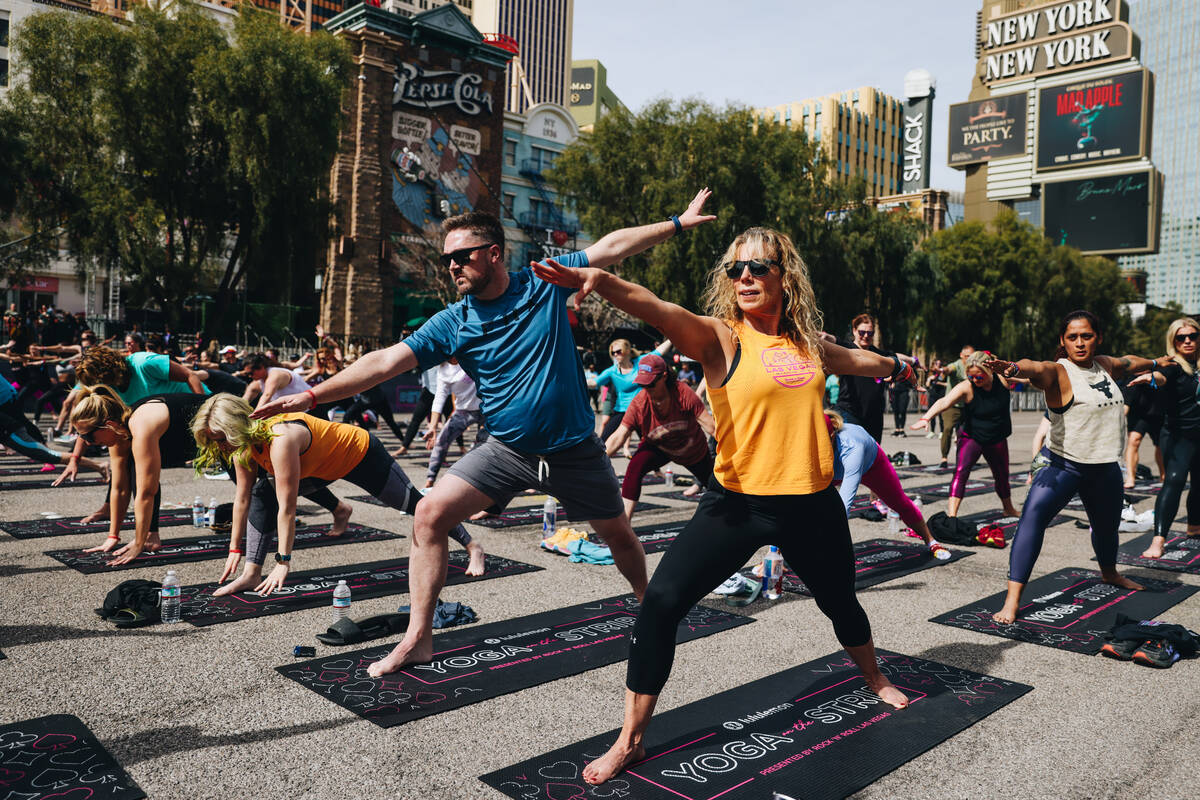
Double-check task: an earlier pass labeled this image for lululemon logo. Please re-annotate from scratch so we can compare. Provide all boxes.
[761,348,818,388]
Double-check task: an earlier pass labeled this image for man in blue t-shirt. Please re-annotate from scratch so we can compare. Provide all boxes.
[254,188,716,676]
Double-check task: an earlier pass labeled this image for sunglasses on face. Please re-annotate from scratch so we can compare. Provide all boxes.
[856,329,875,338]
[724,260,778,279]
[78,425,102,444]
[968,374,987,383]
[439,242,494,268]
[1175,332,1199,344]
[611,349,624,356]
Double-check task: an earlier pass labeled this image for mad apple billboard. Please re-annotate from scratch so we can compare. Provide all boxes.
[1042,169,1160,255]
[1036,67,1151,171]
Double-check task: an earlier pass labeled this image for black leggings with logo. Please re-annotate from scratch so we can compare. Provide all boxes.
[625,481,871,696]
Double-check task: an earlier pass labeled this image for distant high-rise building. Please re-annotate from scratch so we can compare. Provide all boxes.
[568,58,624,131]
[470,0,573,114]
[1119,0,1200,312]
[758,87,907,197]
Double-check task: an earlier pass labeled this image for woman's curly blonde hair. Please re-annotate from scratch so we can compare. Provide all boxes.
[76,346,132,391]
[701,227,824,357]
[191,394,277,472]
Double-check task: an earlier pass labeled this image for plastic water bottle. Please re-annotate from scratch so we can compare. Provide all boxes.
[332,580,351,621]
[664,467,674,488]
[913,496,924,519]
[192,496,204,527]
[542,497,558,539]
[762,546,784,600]
[887,506,900,535]
[205,497,218,528]
[160,570,182,624]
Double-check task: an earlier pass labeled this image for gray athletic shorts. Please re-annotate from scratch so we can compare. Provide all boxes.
[447,434,624,522]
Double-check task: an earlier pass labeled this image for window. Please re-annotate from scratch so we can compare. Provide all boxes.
[0,59,7,89]
[502,192,517,218]
[504,139,517,167]
[1,15,9,48]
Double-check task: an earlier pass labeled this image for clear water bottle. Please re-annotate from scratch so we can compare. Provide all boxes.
[887,506,900,535]
[542,497,557,540]
[160,570,182,624]
[762,546,784,600]
[664,467,674,488]
[192,496,204,527]
[332,580,351,621]
[205,497,218,528]
[913,496,924,520]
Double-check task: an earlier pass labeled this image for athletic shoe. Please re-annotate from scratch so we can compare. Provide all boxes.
[928,541,952,561]
[976,526,1006,548]
[1119,519,1153,533]
[54,433,76,444]
[925,431,935,439]
[872,499,890,516]
[712,573,754,596]
[1100,637,1140,661]
[1121,504,1139,523]
[1132,639,1179,668]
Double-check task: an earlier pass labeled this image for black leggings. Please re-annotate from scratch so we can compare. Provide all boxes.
[35,383,71,421]
[600,412,625,444]
[626,481,870,696]
[891,391,909,430]
[343,385,405,439]
[244,434,472,565]
[0,399,59,465]
[1154,429,1200,537]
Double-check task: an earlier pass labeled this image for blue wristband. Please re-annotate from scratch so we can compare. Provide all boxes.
[669,215,682,236]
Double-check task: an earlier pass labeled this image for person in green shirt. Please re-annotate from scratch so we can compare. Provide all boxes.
[938,344,975,468]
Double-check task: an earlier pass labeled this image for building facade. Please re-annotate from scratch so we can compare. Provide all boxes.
[759,87,907,197]
[469,0,571,115]
[568,58,622,131]
[1117,0,1200,312]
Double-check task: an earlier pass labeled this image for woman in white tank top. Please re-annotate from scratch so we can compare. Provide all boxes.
[984,311,1166,625]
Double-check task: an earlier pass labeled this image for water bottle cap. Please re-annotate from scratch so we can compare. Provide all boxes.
[166,570,177,576]
[768,545,780,553]
[337,579,347,585]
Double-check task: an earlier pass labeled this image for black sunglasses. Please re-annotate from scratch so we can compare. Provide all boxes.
[1175,332,1199,343]
[78,425,102,444]
[439,242,495,268]
[724,259,778,279]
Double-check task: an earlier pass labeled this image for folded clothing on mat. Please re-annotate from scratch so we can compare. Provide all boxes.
[397,598,478,629]
[565,539,614,565]
[1107,612,1200,657]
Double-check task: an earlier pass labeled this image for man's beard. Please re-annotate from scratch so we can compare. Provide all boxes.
[457,271,491,296]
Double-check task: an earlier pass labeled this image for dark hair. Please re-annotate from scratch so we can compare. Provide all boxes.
[851,313,873,329]
[1054,310,1102,359]
[442,211,505,255]
[124,331,145,345]
[248,353,276,372]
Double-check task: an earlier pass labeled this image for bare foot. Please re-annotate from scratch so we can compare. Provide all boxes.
[1102,571,1144,591]
[213,573,261,596]
[992,604,1018,625]
[392,445,408,457]
[464,540,487,576]
[96,463,110,483]
[864,676,909,709]
[83,537,120,554]
[145,533,162,552]
[1187,525,1200,539]
[367,636,433,677]
[1123,481,1135,490]
[81,504,111,525]
[469,509,495,521]
[1141,535,1166,559]
[1002,502,1020,518]
[682,484,702,497]
[328,502,352,537]
[423,480,434,490]
[582,741,645,786]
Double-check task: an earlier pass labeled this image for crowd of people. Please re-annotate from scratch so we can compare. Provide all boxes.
[3,189,1199,788]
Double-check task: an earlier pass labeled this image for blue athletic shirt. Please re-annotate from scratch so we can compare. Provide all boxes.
[832,421,879,511]
[0,378,15,406]
[402,250,593,455]
[595,355,645,412]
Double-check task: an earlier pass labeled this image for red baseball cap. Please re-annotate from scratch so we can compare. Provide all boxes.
[634,354,668,385]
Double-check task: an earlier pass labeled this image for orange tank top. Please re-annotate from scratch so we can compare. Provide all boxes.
[250,413,370,482]
[708,324,833,495]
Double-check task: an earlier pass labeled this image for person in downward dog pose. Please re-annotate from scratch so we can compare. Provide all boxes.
[984,310,1160,624]
[910,351,1020,519]
[532,224,912,785]
[191,394,485,595]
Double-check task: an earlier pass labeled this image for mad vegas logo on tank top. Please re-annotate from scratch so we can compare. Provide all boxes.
[761,348,820,389]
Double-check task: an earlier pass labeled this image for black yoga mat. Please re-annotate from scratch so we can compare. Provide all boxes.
[909,478,1001,500]
[466,500,670,529]
[742,538,970,597]
[631,520,689,555]
[930,567,1198,654]
[1115,531,1200,574]
[480,649,1031,800]
[0,475,106,491]
[1,508,197,539]
[0,714,145,799]
[278,594,752,728]
[1066,491,1150,510]
[0,463,62,476]
[46,523,402,574]
[847,495,880,519]
[617,472,667,486]
[957,508,1072,536]
[896,463,956,476]
[655,489,703,504]
[180,551,540,627]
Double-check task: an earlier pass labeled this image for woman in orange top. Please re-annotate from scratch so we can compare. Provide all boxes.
[191,394,483,596]
[534,218,913,786]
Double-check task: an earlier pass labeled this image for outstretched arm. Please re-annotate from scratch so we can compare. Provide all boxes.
[1096,354,1171,381]
[252,342,417,419]
[911,381,971,429]
[821,341,912,382]
[582,189,716,271]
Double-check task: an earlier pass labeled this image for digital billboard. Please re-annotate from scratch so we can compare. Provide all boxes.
[1036,68,1150,171]
[1042,169,1159,255]
[947,94,1028,167]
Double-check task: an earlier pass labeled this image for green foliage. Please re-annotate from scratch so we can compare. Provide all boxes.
[1128,302,1186,356]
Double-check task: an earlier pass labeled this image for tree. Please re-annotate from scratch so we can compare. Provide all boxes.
[1128,302,1186,356]
[2,3,350,329]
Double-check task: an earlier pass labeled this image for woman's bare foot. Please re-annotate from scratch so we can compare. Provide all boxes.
[1123,480,1135,490]
[81,504,111,525]
[864,676,909,709]
[145,533,162,552]
[328,502,352,537]
[464,540,487,576]
[1141,535,1167,559]
[1002,501,1020,518]
[992,604,1019,625]
[682,483,702,497]
[367,636,433,677]
[213,573,261,596]
[1101,570,1144,591]
[582,741,645,786]
[392,445,408,457]
[469,509,495,521]
[83,537,120,554]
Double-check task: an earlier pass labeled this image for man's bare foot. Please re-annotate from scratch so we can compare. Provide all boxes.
[213,573,261,596]
[1102,571,1144,591]
[392,445,408,457]
[1141,535,1166,559]
[464,540,487,576]
[682,484,702,497]
[328,502,352,537]
[367,637,433,677]
[469,509,495,521]
[582,741,645,786]
[864,676,909,709]
[83,537,120,554]
[1002,502,1020,518]
[81,504,111,525]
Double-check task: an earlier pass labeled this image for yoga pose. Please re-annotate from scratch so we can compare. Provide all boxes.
[985,311,1156,624]
[69,388,209,564]
[252,193,718,676]
[1119,377,1164,487]
[191,394,484,595]
[910,351,1020,519]
[0,376,107,477]
[423,359,487,489]
[604,353,715,521]
[1134,317,1200,559]
[533,224,911,785]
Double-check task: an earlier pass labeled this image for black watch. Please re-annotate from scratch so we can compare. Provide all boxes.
[274,553,292,565]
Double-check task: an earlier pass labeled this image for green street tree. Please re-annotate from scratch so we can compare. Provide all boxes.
[1,3,349,329]
[1128,301,1186,357]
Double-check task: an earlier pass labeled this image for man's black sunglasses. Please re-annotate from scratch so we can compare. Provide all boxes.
[439,242,495,268]
[725,259,779,279]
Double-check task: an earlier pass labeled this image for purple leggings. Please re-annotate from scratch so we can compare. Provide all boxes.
[950,432,1011,500]
[861,444,925,530]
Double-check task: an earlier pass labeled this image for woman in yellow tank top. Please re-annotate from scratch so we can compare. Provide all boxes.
[533,215,915,786]
[190,395,484,597]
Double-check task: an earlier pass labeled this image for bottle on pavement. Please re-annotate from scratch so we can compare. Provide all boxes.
[542,497,558,540]
[192,496,204,527]
[160,570,182,624]
[205,497,218,528]
[762,546,784,600]
[332,580,351,622]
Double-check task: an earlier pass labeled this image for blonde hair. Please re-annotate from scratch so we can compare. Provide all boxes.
[965,351,994,380]
[608,338,637,362]
[191,393,276,472]
[70,385,132,435]
[1165,317,1199,376]
[702,227,824,357]
[824,409,845,433]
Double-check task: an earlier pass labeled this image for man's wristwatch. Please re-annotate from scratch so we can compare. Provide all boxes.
[274,553,292,565]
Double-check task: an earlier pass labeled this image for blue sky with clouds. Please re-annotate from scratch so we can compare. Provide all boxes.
[572,0,982,193]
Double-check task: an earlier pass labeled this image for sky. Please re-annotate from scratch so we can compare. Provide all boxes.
[572,0,982,194]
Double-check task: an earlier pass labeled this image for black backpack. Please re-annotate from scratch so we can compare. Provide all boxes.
[889,451,921,466]
[96,579,162,627]
[927,511,979,546]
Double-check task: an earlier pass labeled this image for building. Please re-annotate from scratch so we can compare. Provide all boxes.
[759,86,907,197]
[1117,0,1200,312]
[568,58,623,130]
[469,0,572,115]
